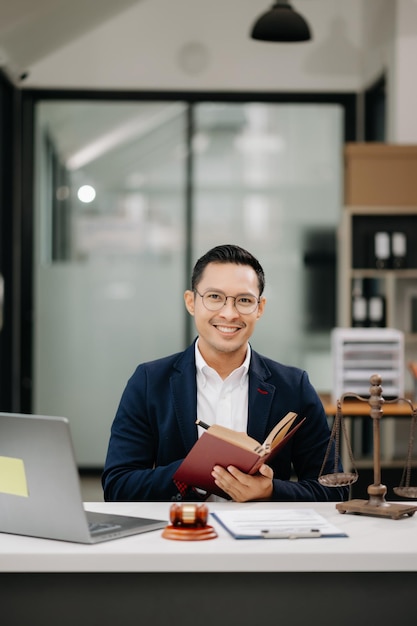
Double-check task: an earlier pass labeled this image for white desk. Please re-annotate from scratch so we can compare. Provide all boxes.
[2,501,417,626]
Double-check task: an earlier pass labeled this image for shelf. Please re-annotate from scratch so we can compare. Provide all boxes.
[351,214,417,269]
[352,459,417,470]
[350,269,417,278]
[338,145,417,473]
[344,144,417,205]
[342,205,417,216]
[338,205,417,333]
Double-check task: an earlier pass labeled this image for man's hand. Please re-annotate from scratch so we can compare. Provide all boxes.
[211,463,273,502]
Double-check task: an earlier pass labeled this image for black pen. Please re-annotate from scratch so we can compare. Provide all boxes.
[261,528,321,539]
[195,419,210,430]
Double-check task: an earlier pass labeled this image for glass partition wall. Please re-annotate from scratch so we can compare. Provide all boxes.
[193,103,343,376]
[34,99,343,467]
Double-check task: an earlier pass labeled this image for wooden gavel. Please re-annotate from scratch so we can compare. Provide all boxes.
[169,503,209,527]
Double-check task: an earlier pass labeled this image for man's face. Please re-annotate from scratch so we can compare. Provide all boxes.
[184,261,266,360]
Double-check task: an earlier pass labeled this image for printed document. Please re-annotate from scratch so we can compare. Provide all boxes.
[211,508,348,539]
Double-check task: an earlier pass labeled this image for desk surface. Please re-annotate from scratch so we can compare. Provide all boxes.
[320,394,416,416]
[2,501,417,573]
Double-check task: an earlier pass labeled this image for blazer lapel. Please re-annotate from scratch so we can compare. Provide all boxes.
[170,345,199,452]
[247,351,276,443]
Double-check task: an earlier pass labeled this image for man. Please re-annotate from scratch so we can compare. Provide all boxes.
[102,244,347,502]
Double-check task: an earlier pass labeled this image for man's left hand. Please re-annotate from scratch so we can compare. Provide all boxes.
[211,463,273,502]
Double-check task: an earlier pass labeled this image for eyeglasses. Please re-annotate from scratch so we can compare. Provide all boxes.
[194,289,260,315]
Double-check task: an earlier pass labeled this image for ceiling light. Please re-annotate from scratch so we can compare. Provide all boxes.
[77,185,96,203]
[250,1,312,43]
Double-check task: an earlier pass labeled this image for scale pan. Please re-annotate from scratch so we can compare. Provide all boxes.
[393,486,417,499]
[319,472,358,487]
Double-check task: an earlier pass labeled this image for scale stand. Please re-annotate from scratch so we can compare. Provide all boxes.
[321,374,417,520]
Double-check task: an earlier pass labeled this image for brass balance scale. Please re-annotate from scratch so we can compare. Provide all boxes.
[319,373,417,519]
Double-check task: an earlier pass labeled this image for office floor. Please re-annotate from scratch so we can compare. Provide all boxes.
[80,473,104,502]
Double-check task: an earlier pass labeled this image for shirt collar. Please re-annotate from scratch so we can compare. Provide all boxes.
[195,339,250,387]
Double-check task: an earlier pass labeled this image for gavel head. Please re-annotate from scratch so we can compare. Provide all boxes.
[169,503,209,527]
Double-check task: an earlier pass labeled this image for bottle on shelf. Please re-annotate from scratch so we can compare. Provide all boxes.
[374,231,391,269]
[351,278,367,327]
[391,231,407,269]
[368,294,386,327]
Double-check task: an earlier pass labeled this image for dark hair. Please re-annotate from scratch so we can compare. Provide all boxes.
[191,244,265,295]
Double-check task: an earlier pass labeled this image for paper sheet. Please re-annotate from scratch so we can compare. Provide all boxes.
[211,508,347,539]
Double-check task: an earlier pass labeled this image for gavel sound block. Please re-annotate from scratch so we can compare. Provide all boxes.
[162,503,218,540]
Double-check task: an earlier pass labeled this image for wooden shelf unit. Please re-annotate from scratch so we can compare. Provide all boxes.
[337,205,417,339]
[334,145,417,470]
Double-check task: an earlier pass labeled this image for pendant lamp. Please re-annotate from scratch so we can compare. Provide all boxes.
[251,1,312,42]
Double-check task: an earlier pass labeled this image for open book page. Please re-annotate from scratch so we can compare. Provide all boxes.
[198,423,263,453]
[211,508,348,539]
[196,411,299,456]
[263,411,298,451]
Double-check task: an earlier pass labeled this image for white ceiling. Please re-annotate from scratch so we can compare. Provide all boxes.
[0,0,140,76]
[0,0,396,96]
[0,0,170,186]
[0,0,374,89]
[0,1,390,192]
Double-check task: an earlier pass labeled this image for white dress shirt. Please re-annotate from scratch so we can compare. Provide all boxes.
[194,339,251,501]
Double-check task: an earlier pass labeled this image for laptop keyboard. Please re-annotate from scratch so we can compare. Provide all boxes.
[88,521,123,535]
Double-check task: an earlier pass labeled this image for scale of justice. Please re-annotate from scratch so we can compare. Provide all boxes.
[319,373,417,519]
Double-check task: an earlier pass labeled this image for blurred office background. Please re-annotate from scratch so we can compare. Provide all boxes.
[1,0,417,480]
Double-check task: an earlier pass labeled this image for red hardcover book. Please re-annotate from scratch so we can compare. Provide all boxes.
[173,411,305,498]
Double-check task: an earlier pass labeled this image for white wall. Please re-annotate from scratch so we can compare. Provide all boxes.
[24,0,371,92]
[24,0,417,142]
[2,1,415,141]
[389,0,417,141]
[362,0,395,87]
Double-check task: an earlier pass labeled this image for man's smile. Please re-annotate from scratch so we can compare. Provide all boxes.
[212,323,244,334]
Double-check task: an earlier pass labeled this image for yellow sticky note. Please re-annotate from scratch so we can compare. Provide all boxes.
[0,456,29,497]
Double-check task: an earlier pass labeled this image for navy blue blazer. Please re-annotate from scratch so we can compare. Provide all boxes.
[102,341,348,502]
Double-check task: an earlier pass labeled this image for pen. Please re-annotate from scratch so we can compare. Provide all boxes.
[261,529,321,539]
[196,419,210,430]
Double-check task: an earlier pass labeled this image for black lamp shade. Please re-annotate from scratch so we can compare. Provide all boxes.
[251,2,312,42]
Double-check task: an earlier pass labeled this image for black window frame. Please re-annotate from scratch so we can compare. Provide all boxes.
[10,87,358,412]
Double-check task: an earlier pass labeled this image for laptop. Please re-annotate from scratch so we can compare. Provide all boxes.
[0,412,167,543]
